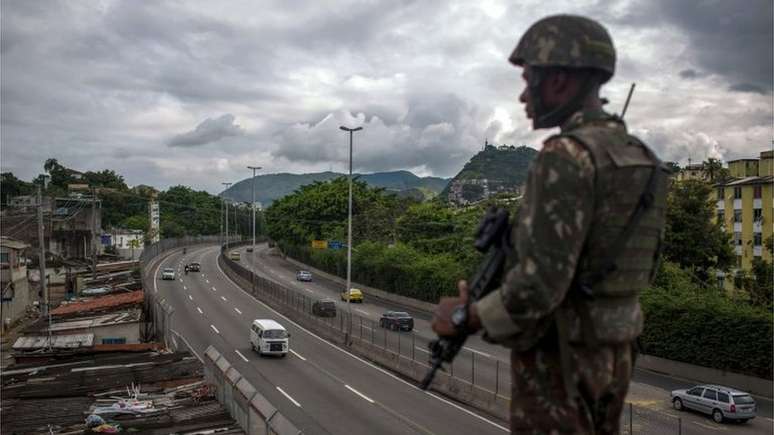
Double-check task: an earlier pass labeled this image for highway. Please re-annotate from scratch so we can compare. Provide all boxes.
[235,242,511,397]
[231,242,774,435]
[152,244,510,435]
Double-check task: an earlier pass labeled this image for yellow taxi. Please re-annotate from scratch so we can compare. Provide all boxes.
[230,251,241,261]
[341,288,363,303]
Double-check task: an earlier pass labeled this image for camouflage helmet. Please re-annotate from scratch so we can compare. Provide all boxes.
[509,15,616,82]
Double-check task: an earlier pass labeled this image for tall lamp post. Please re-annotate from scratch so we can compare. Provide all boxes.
[221,182,232,248]
[247,166,262,255]
[339,125,362,338]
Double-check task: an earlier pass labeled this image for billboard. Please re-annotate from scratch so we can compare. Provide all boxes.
[149,201,160,243]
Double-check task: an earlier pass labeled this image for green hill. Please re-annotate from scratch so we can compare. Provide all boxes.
[442,145,538,204]
[222,170,449,206]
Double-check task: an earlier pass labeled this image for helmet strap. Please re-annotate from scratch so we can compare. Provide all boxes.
[529,67,596,129]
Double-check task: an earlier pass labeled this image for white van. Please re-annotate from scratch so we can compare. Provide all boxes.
[250,319,289,357]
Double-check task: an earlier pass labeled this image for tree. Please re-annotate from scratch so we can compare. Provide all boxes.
[702,158,730,183]
[664,180,734,281]
[0,172,34,205]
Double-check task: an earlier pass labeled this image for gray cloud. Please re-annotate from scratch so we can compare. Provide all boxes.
[651,0,773,93]
[168,114,244,147]
[0,0,771,193]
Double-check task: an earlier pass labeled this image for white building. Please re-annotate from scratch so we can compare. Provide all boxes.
[110,229,144,260]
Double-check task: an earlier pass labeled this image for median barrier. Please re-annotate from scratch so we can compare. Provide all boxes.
[204,345,302,435]
[219,244,512,422]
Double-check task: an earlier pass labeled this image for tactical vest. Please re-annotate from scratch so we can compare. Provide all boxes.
[553,115,669,346]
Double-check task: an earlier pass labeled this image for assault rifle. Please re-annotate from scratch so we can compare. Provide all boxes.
[419,207,514,390]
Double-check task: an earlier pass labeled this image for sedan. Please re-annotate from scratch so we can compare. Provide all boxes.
[671,384,756,423]
[379,311,414,331]
[296,270,313,282]
[161,268,176,280]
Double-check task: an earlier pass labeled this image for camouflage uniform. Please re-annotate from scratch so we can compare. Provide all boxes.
[474,15,669,435]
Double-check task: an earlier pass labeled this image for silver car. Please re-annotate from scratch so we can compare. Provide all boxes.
[161,268,176,280]
[296,270,312,282]
[671,384,756,423]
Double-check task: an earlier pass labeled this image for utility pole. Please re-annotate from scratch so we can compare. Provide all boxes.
[91,188,98,280]
[247,166,261,254]
[37,185,48,319]
[222,182,232,246]
[339,125,363,338]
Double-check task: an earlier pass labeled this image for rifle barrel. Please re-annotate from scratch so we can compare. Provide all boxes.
[621,83,636,119]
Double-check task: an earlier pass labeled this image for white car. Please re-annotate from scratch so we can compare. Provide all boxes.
[671,384,756,423]
[161,268,176,280]
[250,319,289,357]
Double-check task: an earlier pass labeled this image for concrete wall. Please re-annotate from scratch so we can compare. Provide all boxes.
[203,346,301,435]
[1,277,31,330]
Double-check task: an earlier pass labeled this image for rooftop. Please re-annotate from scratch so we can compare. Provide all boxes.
[0,237,30,250]
[50,290,144,317]
[721,175,774,187]
[1,350,243,434]
[44,309,142,333]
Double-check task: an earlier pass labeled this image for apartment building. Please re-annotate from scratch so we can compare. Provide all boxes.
[714,150,773,270]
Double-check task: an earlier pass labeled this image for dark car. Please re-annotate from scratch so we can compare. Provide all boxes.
[187,262,201,272]
[379,311,414,331]
[246,247,254,252]
[312,299,337,317]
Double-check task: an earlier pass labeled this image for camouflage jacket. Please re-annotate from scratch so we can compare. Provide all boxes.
[475,110,667,350]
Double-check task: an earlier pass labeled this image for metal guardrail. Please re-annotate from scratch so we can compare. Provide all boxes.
[221,243,705,433]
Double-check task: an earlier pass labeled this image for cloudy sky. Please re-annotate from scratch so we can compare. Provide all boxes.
[2,0,772,193]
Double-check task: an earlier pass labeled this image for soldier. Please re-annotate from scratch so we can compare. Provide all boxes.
[432,15,669,434]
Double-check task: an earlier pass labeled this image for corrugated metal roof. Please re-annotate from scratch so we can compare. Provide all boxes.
[46,309,142,332]
[723,175,774,186]
[0,237,30,250]
[12,334,94,350]
[50,290,144,316]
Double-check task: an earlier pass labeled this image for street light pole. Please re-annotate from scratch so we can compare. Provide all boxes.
[221,182,232,248]
[247,166,262,254]
[339,125,363,338]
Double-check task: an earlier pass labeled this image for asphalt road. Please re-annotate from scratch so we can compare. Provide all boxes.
[235,243,511,397]
[153,244,510,435]
[232,242,774,434]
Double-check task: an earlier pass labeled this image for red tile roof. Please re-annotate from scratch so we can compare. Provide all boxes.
[51,290,144,316]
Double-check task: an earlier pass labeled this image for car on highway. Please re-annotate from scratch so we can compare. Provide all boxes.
[246,247,253,252]
[312,299,337,317]
[379,311,414,331]
[230,251,240,261]
[296,270,313,282]
[341,288,363,303]
[161,268,176,280]
[250,319,289,357]
[187,262,201,272]
[671,384,756,423]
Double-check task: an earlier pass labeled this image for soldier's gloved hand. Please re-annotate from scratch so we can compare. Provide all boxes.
[431,280,482,337]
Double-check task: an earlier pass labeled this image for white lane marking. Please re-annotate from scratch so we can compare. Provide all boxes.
[221,296,228,302]
[415,346,430,354]
[464,347,492,358]
[210,324,220,334]
[183,285,187,290]
[188,295,193,301]
[197,307,203,314]
[179,279,183,282]
[211,286,217,292]
[212,246,509,432]
[345,385,375,404]
[355,309,369,316]
[235,349,249,362]
[234,307,242,315]
[206,279,210,284]
[362,326,373,331]
[305,288,314,294]
[290,349,306,361]
[276,387,302,407]
[154,286,158,293]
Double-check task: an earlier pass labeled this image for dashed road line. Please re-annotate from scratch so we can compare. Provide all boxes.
[234,307,242,315]
[345,385,375,404]
[235,349,249,362]
[290,349,306,361]
[206,279,210,284]
[188,295,193,301]
[304,288,314,294]
[415,346,430,354]
[221,296,228,302]
[210,324,220,334]
[464,347,492,358]
[183,285,187,290]
[276,387,302,407]
[197,307,203,314]
[355,309,369,316]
